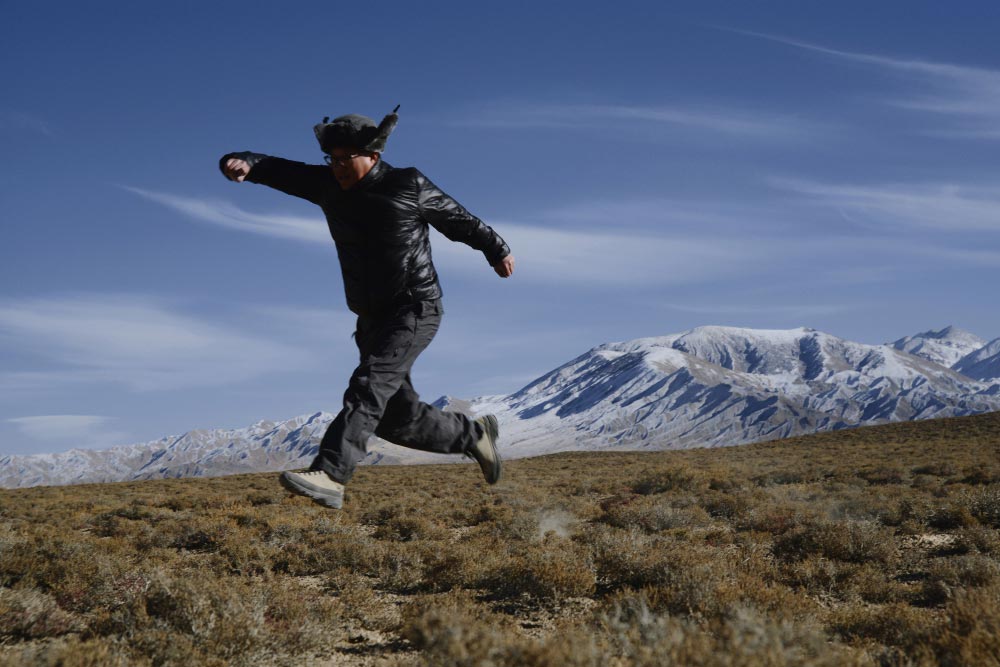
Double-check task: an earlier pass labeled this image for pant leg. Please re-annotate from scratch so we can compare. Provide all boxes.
[312,299,470,483]
[374,371,481,454]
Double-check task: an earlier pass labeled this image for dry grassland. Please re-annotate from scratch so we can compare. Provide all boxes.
[1,411,999,666]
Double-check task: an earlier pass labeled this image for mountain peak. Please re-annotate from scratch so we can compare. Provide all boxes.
[683,324,815,337]
[954,337,1000,383]
[890,326,986,368]
[914,325,974,340]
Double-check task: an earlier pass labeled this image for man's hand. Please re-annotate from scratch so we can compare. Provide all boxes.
[223,157,251,182]
[493,254,515,278]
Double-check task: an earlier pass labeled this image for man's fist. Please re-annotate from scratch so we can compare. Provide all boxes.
[493,254,515,278]
[223,158,251,182]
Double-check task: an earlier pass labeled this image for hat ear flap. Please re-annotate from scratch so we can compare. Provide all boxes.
[314,117,330,147]
[368,104,399,153]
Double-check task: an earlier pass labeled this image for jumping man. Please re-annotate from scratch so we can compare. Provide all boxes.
[218,106,514,509]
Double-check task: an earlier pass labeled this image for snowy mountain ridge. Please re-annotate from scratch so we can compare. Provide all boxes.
[3,323,999,488]
[890,325,987,369]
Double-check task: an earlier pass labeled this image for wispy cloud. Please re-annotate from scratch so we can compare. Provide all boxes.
[661,302,852,316]
[538,197,759,230]
[433,220,776,286]
[126,182,987,290]
[0,294,312,393]
[127,177,1000,292]
[899,244,1000,267]
[0,110,54,138]
[446,101,819,141]
[125,186,792,287]
[243,304,358,343]
[772,177,1000,232]
[6,415,131,450]
[120,186,330,244]
[246,305,356,331]
[729,29,1000,138]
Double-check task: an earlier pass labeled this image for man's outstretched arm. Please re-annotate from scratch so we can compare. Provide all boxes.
[218,151,329,206]
[414,170,514,277]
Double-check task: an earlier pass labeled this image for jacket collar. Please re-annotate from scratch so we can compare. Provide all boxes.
[348,158,390,192]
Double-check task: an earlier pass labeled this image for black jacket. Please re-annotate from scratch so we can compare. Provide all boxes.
[218,152,510,317]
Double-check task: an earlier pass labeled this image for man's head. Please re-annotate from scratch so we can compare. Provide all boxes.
[313,106,399,189]
[325,146,379,190]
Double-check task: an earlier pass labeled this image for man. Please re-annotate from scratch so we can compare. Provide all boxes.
[218,106,515,509]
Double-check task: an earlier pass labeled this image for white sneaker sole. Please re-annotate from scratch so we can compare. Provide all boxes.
[473,415,502,485]
[279,471,344,509]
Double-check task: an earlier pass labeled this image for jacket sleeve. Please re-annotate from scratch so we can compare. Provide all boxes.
[414,169,511,266]
[218,151,328,206]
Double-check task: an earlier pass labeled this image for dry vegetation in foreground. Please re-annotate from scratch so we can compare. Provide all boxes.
[1,411,1000,666]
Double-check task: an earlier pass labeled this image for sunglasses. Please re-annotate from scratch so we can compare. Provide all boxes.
[323,152,367,166]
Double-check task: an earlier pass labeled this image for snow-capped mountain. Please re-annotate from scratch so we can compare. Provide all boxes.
[3,324,999,488]
[953,338,1000,383]
[0,412,446,489]
[890,325,987,368]
[476,325,1000,458]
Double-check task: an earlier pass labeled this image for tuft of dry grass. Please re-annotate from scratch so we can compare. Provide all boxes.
[0,409,998,665]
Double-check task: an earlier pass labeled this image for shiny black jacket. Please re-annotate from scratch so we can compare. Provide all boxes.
[218,152,510,317]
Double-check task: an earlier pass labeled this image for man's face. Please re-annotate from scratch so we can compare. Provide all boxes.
[326,146,379,190]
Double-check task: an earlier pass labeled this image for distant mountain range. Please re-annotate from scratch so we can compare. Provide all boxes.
[2,324,999,488]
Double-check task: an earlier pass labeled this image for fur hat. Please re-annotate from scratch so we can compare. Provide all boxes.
[313,105,399,154]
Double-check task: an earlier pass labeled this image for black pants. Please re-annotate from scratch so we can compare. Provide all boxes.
[311,298,483,483]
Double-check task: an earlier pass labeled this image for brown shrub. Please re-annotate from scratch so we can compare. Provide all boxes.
[272,530,377,576]
[642,562,734,619]
[772,519,898,565]
[927,503,977,530]
[603,495,712,532]
[875,496,934,527]
[373,541,429,592]
[840,563,907,604]
[631,466,700,494]
[249,578,341,653]
[778,559,846,602]
[170,524,227,552]
[700,490,759,521]
[0,637,133,667]
[963,487,1000,528]
[586,525,665,590]
[953,525,1000,556]
[372,514,447,542]
[142,572,264,661]
[751,469,812,486]
[485,537,596,602]
[127,627,215,666]
[328,573,402,633]
[401,590,513,662]
[211,539,278,576]
[0,586,82,639]
[244,491,276,506]
[925,553,1000,589]
[828,601,934,648]
[599,591,866,667]
[736,505,812,535]
[958,467,1000,485]
[926,583,1000,666]
[912,462,958,477]
[861,467,905,485]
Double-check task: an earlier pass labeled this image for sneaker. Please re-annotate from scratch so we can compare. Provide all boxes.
[467,414,502,484]
[279,470,344,509]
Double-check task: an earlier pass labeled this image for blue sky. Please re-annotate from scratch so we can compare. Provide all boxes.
[2,1,999,455]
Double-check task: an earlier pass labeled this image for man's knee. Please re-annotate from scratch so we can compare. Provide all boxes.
[344,364,409,413]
